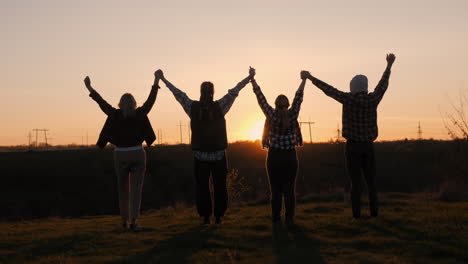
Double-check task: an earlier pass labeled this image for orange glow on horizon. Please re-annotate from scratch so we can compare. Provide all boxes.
[245,119,265,141]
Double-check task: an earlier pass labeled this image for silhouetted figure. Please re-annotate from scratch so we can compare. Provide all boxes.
[159,68,254,225]
[251,68,306,227]
[304,53,396,218]
[83,71,160,229]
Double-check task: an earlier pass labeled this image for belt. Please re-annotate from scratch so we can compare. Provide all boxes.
[115,144,143,151]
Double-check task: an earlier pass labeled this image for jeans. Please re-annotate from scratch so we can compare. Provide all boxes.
[193,155,228,218]
[266,149,298,221]
[345,141,378,218]
[113,148,146,223]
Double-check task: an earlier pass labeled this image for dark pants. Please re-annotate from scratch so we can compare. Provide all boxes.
[345,141,378,218]
[193,155,228,218]
[267,149,298,221]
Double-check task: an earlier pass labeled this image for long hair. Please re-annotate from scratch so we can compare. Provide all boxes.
[274,94,290,132]
[198,81,215,120]
[118,93,137,118]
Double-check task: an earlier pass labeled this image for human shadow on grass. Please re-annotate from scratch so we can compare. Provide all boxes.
[2,233,96,262]
[106,225,216,264]
[364,218,467,261]
[272,224,326,264]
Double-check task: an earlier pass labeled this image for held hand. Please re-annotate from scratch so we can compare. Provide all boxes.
[154,69,164,80]
[249,66,256,79]
[300,70,310,80]
[386,53,396,66]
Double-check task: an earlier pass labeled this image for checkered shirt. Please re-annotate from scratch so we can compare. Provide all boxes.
[311,68,391,142]
[252,79,304,150]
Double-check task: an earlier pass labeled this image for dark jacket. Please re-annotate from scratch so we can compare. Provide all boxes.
[190,101,228,151]
[90,86,158,149]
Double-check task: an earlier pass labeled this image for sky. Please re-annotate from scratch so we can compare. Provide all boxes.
[1,0,467,145]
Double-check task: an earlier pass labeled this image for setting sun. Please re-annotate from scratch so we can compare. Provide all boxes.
[246,119,265,141]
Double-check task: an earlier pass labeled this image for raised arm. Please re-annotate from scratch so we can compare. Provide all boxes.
[371,53,395,104]
[217,67,255,115]
[289,73,307,119]
[304,71,348,104]
[159,70,193,116]
[84,76,116,116]
[251,74,275,119]
[139,71,161,114]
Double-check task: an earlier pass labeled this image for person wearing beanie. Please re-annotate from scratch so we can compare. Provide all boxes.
[304,53,396,218]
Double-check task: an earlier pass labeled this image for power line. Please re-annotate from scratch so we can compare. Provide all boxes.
[188,121,191,144]
[32,129,49,149]
[417,121,423,140]
[299,117,315,143]
[177,121,185,144]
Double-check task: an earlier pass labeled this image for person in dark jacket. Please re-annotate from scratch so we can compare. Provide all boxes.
[159,68,254,225]
[83,71,160,229]
[251,68,307,227]
[304,53,396,218]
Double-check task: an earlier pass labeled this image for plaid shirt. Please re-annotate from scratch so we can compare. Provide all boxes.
[165,77,250,161]
[311,68,391,142]
[252,79,305,150]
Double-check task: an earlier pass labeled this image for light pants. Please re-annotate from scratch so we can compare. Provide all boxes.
[113,148,146,224]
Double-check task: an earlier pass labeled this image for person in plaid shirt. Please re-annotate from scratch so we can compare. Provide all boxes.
[251,68,307,227]
[304,53,396,218]
[158,68,254,225]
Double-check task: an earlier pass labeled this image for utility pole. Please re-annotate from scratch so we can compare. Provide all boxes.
[28,132,32,147]
[188,121,191,144]
[44,130,48,149]
[299,117,315,143]
[157,129,163,145]
[35,129,38,148]
[177,121,184,144]
[32,129,49,149]
[336,124,342,142]
[417,121,423,140]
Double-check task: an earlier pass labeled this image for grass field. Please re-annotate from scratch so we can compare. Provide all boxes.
[2,140,463,220]
[1,193,467,264]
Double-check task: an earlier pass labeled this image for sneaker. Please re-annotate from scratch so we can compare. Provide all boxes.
[272,220,282,231]
[130,221,139,231]
[285,217,295,227]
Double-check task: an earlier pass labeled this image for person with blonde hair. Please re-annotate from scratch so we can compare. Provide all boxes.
[304,53,396,218]
[251,67,307,227]
[83,71,161,230]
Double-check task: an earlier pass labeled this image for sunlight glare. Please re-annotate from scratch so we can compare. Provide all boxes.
[246,119,265,141]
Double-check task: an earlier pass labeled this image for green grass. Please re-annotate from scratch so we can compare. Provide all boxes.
[1,193,467,264]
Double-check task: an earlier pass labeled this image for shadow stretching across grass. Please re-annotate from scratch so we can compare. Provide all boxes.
[106,225,216,264]
[272,224,326,264]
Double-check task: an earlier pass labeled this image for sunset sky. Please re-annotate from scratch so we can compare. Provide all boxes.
[2,0,467,145]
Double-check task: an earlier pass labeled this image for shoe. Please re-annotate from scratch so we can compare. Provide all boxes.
[285,217,295,227]
[215,217,221,224]
[130,220,139,231]
[272,220,282,230]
